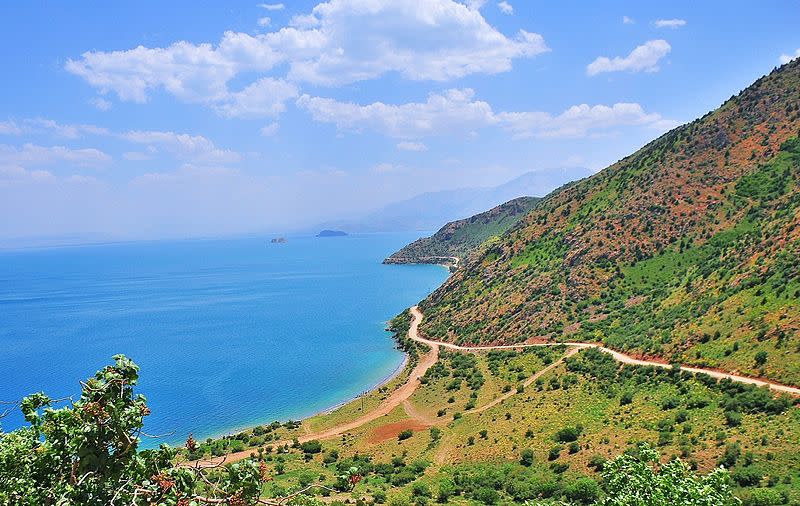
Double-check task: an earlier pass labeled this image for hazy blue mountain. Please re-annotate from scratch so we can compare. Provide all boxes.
[320,167,592,233]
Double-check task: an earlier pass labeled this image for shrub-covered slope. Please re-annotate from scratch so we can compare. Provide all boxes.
[420,60,800,385]
[383,196,539,268]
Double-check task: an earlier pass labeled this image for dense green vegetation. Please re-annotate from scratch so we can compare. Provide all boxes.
[2,356,763,505]
[384,197,539,269]
[419,58,800,385]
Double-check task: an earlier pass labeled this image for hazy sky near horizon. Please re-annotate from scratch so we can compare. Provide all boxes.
[1,1,798,243]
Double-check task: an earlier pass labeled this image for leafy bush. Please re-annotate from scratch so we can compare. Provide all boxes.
[565,477,601,504]
[554,425,583,443]
[598,444,738,505]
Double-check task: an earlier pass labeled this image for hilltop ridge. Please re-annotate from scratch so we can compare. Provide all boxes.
[383,196,539,269]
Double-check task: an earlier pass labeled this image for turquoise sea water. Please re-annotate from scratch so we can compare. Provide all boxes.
[0,234,447,447]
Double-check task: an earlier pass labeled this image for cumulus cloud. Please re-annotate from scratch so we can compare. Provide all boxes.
[65,0,548,116]
[213,78,298,118]
[587,40,671,76]
[498,103,680,139]
[298,88,678,140]
[119,130,241,164]
[0,164,57,185]
[0,143,112,167]
[654,18,686,28]
[465,0,487,9]
[779,48,800,64]
[89,97,113,111]
[622,16,634,24]
[0,118,108,138]
[257,16,271,27]
[0,121,24,135]
[497,1,513,14]
[260,122,280,137]
[298,89,497,138]
[397,141,428,151]
[0,118,241,167]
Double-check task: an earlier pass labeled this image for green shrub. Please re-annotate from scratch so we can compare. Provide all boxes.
[565,477,600,505]
[520,448,535,466]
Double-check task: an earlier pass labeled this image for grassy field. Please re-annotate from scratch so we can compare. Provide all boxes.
[193,343,800,505]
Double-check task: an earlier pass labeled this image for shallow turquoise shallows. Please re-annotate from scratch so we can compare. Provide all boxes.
[0,234,447,447]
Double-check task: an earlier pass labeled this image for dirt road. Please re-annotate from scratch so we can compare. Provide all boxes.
[190,305,798,468]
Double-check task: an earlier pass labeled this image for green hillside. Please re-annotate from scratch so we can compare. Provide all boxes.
[419,59,800,385]
[384,197,540,269]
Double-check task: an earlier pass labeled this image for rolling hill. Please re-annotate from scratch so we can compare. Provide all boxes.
[383,196,540,269]
[418,59,800,385]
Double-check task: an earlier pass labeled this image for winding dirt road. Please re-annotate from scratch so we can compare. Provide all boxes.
[190,305,799,468]
[407,306,800,396]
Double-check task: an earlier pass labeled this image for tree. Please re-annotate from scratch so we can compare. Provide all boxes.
[0,355,288,505]
[754,351,768,367]
[520,448,535,467]
[598,443,738,506]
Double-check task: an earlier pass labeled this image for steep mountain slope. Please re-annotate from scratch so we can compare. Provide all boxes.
[383,196,539,268]
[419,60,800,385]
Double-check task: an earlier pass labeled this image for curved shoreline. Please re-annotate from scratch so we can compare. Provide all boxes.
[198,342,410,445]
[313,351,409,418]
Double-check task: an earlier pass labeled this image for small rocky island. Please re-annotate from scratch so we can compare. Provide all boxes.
[316,230,348,237]
[270,237,287,244]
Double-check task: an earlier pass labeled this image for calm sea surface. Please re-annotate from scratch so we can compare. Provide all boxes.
[0,234,447,447]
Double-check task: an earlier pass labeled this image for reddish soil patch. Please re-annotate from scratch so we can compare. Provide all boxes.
[368,419,430,444]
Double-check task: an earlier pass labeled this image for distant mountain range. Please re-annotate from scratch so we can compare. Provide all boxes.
[317,167,592,233]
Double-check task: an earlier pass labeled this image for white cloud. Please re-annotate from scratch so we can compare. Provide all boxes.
[498,103,680,139]
[0,143,112,167]
[213,78,298,118]
[0,118,108,138]
[497,1,513,14]
[654,18,686,28]
[298,88,678,140]
[622,16,634,24]
[587,40,671,76]
[779,48,800,64]
[258,3,284,10]
[0,164,57,185]
[66,0,548,116]
[285,1,548,85]
[260,122,280,137]
[89,97,113,111]
[397,141,428,151]
[465,0,487,10]
[372,162,402,173]
[119,130,241,164]
[123,151,154,161]
[0,121,23,135]
[298,89,496,138]
[257,16,271,27]
[27,119,109,139]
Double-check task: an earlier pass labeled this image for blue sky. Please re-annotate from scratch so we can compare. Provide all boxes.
[1,0,798,243]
